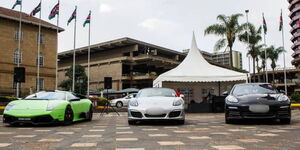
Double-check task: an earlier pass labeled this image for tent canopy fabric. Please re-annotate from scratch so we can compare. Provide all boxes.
[153,33,248,87]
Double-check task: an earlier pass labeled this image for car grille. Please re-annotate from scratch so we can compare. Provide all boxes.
[130,111,143,118]
[145,114,166,118]
[169,111,181,118]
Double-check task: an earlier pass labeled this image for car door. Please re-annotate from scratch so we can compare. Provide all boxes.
[67,93,82,119]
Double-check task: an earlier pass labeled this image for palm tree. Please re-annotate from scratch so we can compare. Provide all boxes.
[266,46,285,83]
[205,14,246,68]
[239,23,263,82]
[258,49,267,82]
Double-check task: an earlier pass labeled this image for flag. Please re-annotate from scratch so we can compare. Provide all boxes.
[83,11,91,27]
[12,0,22,10]
[67,8,77,26]
[49,2,59,20]
[298,19,300,27]
[30,2,41,17]
[279,12,283,31]
[263,14,267,34]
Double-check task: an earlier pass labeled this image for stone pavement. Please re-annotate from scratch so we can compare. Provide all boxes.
[0,110,300,150]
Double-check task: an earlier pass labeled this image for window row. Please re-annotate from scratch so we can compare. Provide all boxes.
[13,50,44,67]
[14,30,45,44]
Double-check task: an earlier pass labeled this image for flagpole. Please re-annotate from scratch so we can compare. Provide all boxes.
[16,0,23,98]
[87,10,91,96]
[55,0,60,90]
[263,13,269,83]
[36,0,42,92]
[281,9,288,95]
[72,6,77,92]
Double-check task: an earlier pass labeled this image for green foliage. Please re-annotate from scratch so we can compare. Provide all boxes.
[59,65,88,95]
[291,92,300,103]
[0,96,17,102]
[98,97,108,106]
[204,13,246,67]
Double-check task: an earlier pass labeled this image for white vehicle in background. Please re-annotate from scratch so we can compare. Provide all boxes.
[128,88,185,125]
[110,93,136,108]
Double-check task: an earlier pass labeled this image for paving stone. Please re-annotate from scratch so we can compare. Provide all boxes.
[188,136,211,140]
[70,143,97,148]
[35,130,51,132]
[116,138,138,141]
[89,129,105,132]
[0,143,11,147]
[117,127,131,130]
[228,129,247,132]
[237,139,264,143]
[116,148,145,150]
[142,128,158,131]
[157,141,184,146]
[164,127,178,129]
[173,130,191,133]
[55,132,74,135]
[82,135,103,138]
[255,133,278,137]
[210,132,231,135]
[39,138,63,142]
[211,145,245,150]
[14,135,36,138]
[0,132,14,135]
[116,131,133,134]
[148,134,169,137]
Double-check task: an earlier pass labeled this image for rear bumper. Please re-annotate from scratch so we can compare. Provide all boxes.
[128,109,185,121]
[225,104,291,120]
[3,114,59,125]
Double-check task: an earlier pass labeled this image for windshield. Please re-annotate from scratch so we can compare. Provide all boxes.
[24,92,66,100]
[232,84,279,96]
[136,88,176,98]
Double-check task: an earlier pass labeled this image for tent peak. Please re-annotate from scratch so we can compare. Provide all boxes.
[191,32,198,50]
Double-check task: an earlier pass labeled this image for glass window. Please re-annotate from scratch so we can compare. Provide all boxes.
[67,93,79,100]
[13,50,22,64]
[36,53,44,67]
[25,92,66,100]
[136,88,176,98]
[36,78,44,90]
[14,30,23,40]
[36,33,45,44]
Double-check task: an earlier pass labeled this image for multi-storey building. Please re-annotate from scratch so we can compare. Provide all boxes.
[58,38,186,91]
[289,0,300,68]
[0,7,63,96]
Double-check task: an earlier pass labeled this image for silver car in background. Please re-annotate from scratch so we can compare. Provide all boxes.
[110,93,136,108]
[128,88,185,125]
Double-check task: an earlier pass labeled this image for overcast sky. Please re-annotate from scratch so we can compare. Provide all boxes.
[0,0,294,71]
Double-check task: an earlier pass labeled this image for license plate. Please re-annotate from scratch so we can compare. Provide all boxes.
[18,118,31,121]
[249,105,270,113]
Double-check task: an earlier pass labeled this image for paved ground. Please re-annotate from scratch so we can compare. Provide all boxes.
[0,110,300,150]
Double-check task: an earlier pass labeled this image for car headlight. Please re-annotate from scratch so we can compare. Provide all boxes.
[129,100,138,107]
[46,103,61,111]
[173,99,182,106]
[5,104,15,111]
[226,95,238,103]
[278,95,290,102]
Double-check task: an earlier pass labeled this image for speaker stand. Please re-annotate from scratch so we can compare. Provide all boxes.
[99,89,120,117]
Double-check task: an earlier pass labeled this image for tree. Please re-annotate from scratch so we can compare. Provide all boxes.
[205,14,246,68]
[239,23,263,82]
[266,46,285,83]
[59,65,88,95]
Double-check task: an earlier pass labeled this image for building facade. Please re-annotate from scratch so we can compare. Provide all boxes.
[0,7,63,96]
[58,38,186,91]
[289,0,300,68]
[183,49,243,69]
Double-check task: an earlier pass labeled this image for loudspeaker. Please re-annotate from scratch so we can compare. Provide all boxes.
[104,77,112,89]
[14,67,25,83]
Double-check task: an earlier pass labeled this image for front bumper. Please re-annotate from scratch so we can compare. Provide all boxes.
[225,104,291,119]
[3,114,59,125]
[128,108,185,121]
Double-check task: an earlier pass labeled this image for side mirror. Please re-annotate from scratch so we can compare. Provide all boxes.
[279,90,285,94]
[180,94,185,98]
[222,91,229,96]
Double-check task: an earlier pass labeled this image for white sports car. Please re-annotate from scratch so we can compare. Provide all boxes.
[128,88,185,125]
[110,93,136,108]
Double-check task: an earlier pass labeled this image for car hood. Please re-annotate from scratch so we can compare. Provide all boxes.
[9,100,65,110]
[136,97,177,108]
[235,94,282,104]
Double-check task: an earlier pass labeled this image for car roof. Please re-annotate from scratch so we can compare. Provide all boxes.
[234,83,270,86]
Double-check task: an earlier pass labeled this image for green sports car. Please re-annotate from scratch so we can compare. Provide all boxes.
[3,91,93,125]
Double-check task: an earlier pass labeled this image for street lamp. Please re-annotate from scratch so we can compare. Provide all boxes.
[245,9,251,83]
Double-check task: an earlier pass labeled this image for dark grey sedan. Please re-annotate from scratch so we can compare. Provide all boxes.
[225,83,291,124]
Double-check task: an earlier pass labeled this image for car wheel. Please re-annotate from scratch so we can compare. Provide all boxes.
[87,105,93,121]
[128,120,136,125]
[64,105,74,125]
[280,118,291,124]
[177,120,185,125]
[116,102,123,108]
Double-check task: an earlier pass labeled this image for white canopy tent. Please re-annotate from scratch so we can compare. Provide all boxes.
[153,34,248,87]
